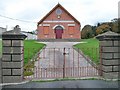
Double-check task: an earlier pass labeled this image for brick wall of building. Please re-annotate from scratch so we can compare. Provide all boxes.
[37,4,81,39]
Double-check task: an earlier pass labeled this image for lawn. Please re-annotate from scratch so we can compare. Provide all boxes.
[24,40,46,64]
[73,38,100,64]
[24,40,46,76]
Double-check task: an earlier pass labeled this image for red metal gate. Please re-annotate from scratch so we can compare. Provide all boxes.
[24,48,101,80]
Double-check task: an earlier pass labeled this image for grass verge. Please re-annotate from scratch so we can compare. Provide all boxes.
[24,40,46,76]
[73,38,100,64]
[24,40,46,64]
[32,77,100,82]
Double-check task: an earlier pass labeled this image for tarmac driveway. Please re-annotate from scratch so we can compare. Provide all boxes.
[2,80,119,89]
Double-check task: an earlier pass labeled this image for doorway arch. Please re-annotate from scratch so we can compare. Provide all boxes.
[54,26,63,39]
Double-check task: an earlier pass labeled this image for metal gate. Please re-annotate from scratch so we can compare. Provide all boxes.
[24,48,101,80]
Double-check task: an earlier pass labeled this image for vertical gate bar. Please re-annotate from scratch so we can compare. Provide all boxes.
[58,48,60,78]
[85,66,86,77]
[81,67,82,77]
[54,48,55,78]
[69,48,70,77]
[56,68,57,78]
[54,48,55,67]
[80,67,81,77]
[95,65,96,76]
[41,68,42,79]
[89,66,91,76]
[44,48,45,58]
[43,48,44,58]
[55,67,58,78]
[96,66,97,76]
[96,48,98,76]
[78,48,80,77]
[50,68,51,78]
[48,48,50,78]
[34,66,36,79]
[38,52,39,70]
[93,66,95,76]
[41,68,43,78]
[36,67,37,79]
[63,48,66,78]
[42,68,45,78]
[94,66,96,76]
[71,67,72,77]
[100,46,103,76]
[52,68,53,78]
[84,67,85,77]
[46,68,47,78]
[49,48,50,69]
[53,48,55,77]
[86,57,88,77]
[55,68,56,78]
[73,48,74,77]
[53,67,55,78]
[37,51,39,79]
[83,67,84,77]
[44,68,45,78]
[92,66,93,76]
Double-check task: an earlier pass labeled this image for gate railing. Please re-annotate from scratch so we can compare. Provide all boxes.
[24,47,102,80]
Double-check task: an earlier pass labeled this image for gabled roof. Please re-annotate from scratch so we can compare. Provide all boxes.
[38,3,80,25]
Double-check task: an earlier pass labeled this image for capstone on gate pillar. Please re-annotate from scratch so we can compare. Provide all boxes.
[96,31,120,80]
[2,25,27,83]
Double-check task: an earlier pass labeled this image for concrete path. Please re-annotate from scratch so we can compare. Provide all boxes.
[2,80,119,88]
[40,42,81,48]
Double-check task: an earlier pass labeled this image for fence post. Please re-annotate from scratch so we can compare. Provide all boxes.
[2,25,27,83]
[96,31,120,80]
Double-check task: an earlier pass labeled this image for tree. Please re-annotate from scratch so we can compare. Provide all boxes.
[81,25,94,39]
[96,24,110,35]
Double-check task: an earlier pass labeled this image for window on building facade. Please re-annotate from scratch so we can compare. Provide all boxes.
[43,26,49,35]
[68,26,74,34]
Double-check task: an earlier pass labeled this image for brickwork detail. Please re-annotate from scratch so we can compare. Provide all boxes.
[1,25,27,83]
[96,31,120,80]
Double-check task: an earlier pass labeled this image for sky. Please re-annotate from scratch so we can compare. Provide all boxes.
[0,0,119,31]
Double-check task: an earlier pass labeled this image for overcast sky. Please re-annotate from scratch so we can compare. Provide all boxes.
[0,0,119,31]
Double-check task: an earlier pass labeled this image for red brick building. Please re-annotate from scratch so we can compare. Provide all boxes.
[37,4,81,40]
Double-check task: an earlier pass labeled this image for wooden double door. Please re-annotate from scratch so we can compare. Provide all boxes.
[55,26,63,39]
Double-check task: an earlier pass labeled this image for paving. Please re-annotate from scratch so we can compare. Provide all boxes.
[2,80,119,89]
[40,42,83,48]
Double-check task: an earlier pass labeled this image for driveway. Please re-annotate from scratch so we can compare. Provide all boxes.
[2,80,119,89]
[40,42,81,48]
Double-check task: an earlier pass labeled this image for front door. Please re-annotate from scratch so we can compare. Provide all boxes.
[55,26,63,39]
[55,30,63,39]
